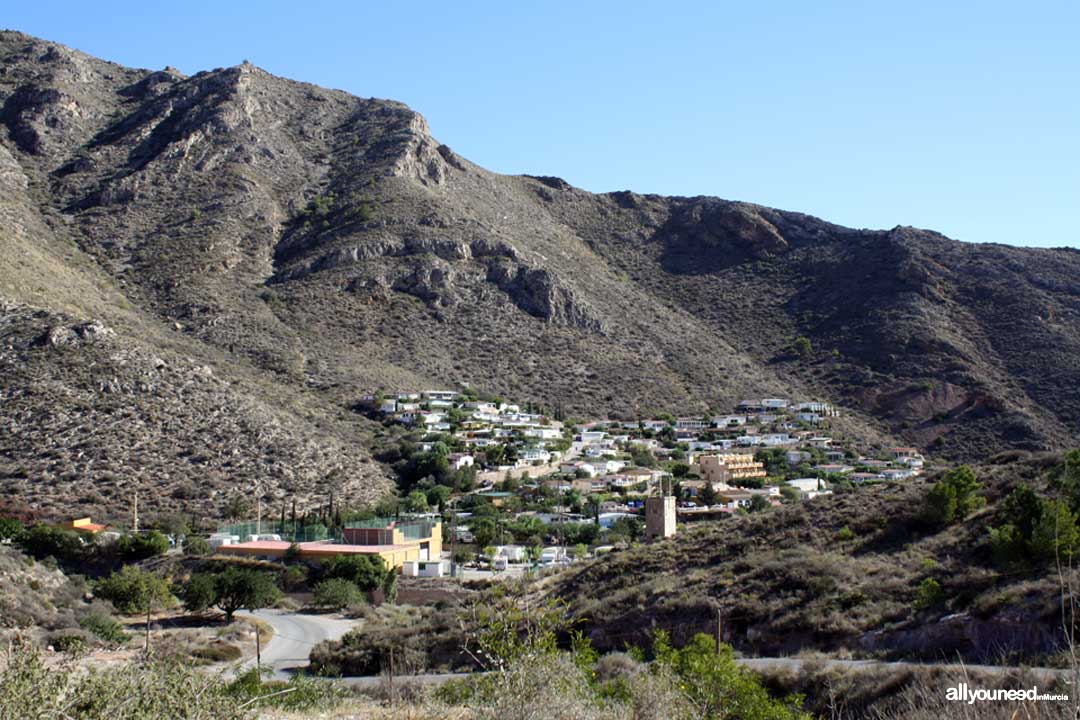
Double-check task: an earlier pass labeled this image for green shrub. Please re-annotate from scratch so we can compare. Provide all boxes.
[20,524,84,563]
[321,553,386,592]
[913,577,945,611]
[96,566,173,616]
[116,531,169,561]
[0,517,25,543]
[184,536,212,556]
[79,612,129,645]
[312,578,364,610]
[923,465,983,526]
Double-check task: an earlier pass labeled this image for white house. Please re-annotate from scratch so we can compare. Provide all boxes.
[676,418,709,431]
[561,461,598,478]
[401,560,448,577]
[524,427,562,441]
[787,478,823,493]
[521,448,552,464]
[448,453,475,470]
[422,390,459,402]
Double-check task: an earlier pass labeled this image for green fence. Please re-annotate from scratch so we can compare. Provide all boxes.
[343,517,437,540]
[216,521,340,544]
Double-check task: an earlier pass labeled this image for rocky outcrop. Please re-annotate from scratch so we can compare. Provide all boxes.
[486,260,604,332]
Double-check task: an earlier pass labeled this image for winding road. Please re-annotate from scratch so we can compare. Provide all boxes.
[236,609,357,681]
[240,610,1074,687]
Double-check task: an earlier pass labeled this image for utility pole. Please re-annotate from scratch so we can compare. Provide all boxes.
[255,620,262,673]
[449,507,457,579]
[254,480,262,536]
[132,490,139,533]
[388,647,395,701]
[716,608,724,654]
[144,600,152,654]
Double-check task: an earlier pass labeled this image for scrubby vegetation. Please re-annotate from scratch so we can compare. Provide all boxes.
[0,640,344,720]
[541,453,1080,663]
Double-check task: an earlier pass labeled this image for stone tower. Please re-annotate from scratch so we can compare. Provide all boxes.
[645,476,677,539]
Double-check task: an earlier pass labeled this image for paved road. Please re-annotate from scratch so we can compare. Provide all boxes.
[240,610,1074,687]
[236,609,357,680]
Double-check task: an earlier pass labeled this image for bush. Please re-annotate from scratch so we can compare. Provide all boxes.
[183,536,212,556]
[654,632,810,719]
[923,465,983,526]
[0,641,249,719]
[913,578,945,611]
[1030,499,1080,561]
[321,553,386,592]
[79,612,129,645]
[47,629,93,654]
[20,524,84,564]
[312,578,364,610]
[96,566,173,615]
[0,517,25,543]
[116,531,169,561]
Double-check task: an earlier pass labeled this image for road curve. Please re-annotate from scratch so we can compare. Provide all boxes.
[236,609,357,681]
[237,610,1074,687]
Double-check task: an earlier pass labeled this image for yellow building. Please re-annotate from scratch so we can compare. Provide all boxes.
[697,454,767,485]
[215,518,442,571]
[60,517,108,534]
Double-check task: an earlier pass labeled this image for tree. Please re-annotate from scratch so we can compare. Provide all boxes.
[999,485,1043,539]
[404,490,429,513]
[322,553,387,592]
[1054,449,1080,512]
[381,571,398,604]
[183,572,219,615]
[608,516,643,543]
[20,524,84,563]
[1031,499,1080,561]
[224,495,249,521]
[699,483,719,507]
[748,495,771,513]
[923,465,983,526]
[186,567,281,622]
[630,445,657,467]
[471,516,498,552]
[923,481,958,526]
[989,522,1027,567]
[569,543,588,561]
[97,566,173,616]
[312,578,364,610]
[116,531,169,561]
[425,484,451,510]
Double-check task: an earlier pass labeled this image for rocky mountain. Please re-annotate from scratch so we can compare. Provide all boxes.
[2,30,1078,518]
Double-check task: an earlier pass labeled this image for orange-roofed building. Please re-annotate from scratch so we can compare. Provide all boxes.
[60,517,108,534]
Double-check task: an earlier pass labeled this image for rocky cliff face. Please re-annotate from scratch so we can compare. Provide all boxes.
[1,31,1079,518]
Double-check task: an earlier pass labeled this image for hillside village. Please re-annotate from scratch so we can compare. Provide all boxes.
[360,388,928,567]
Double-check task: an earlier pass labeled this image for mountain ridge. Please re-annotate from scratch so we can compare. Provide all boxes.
[2,30,1079,519]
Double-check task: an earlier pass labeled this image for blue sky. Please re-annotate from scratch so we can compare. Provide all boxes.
[7,1,1078,247]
